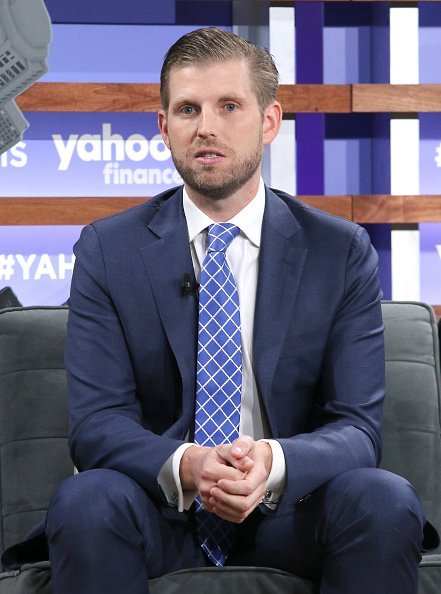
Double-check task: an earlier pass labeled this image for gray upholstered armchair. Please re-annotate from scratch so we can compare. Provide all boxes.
[380,301,441,593]
[0,302,439,593]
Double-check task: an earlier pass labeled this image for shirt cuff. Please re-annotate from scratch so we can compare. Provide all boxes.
[157,442,197,512]
[259,439,286,505]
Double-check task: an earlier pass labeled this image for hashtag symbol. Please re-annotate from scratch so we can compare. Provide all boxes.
[0,255,15,281]
[435,143,441,168]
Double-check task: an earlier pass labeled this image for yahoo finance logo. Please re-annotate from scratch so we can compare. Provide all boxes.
[52,123,182,187]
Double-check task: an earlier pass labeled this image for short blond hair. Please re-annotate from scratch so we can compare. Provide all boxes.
[160,27,279,113]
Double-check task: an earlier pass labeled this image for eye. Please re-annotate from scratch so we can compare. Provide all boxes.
[179,105,195,115]
[224,103,238,112]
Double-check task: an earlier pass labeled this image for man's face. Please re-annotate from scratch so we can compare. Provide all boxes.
[158,59,270,201]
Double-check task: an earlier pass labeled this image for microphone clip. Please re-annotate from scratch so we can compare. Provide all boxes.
[182,273,197,296]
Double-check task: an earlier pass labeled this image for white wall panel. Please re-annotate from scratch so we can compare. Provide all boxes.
[269,6,296,193]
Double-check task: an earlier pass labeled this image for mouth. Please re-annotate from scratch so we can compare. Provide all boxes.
[195,150,225,159]
[194,150,225,165]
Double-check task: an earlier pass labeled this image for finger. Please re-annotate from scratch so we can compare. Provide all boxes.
[216,443,254,472]
[214,478,255,496]
[209,497,248,523]
[209,473,267,518]
[198,468,245,504]
[201,461,245,484]
[211,505,247,524]
[209,492,263,523]
[199,496,216,513]
[230,455,254,472]
[217,463,268,495]
[210,481,266,507]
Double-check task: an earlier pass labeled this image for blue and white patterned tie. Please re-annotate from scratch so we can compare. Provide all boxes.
[194,223,242,566]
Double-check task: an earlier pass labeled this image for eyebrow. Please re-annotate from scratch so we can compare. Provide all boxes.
[217,94,247,104]
[171,94,248,108]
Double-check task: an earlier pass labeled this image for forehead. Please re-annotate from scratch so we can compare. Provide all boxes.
[167,59,256,102]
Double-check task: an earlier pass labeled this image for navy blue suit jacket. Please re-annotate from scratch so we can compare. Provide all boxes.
[66,186,385,515]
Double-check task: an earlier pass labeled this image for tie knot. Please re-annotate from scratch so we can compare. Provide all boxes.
[207,223,240,253]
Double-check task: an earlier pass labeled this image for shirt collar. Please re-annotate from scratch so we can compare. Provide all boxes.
[182,178,265,248]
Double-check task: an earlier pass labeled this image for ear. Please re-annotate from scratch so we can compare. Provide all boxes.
[262,101,283,146]
[158,110,171,149]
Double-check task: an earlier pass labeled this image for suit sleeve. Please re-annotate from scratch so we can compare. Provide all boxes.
[278,226,385,507]
[66,224,185,506]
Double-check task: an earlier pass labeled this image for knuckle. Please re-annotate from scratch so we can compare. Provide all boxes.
[237,511,248,523]
[238,500,248,513]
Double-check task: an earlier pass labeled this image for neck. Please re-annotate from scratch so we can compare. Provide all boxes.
[185,173,260,222]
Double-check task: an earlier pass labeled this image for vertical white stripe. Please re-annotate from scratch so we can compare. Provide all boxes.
[390,7,420,301]
[391,230,420,300]
[269,6,296,193]
[269,6,295,84]
[390,118,419,196]
[270,119,296,194]
[390,7,419,84]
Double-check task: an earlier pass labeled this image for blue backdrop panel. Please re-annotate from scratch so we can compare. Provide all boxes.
[176,1,231,25]
[295,2,325,195]
[0,226,81,306]
[420,5,441,83]
[42,25,205,83]
[324,3,374,84]
[0,113,181,197]
[420,114,441,194]
[44,0,175,24]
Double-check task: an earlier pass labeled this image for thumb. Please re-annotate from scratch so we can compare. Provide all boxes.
[230,435,255,460]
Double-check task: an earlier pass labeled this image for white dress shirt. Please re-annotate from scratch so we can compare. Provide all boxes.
[158,179,286,511]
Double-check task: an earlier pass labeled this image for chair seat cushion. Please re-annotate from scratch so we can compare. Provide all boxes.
[149,566,318,593]
[420,554,441,594]
[0,556,439,592]
[0,561,51,594]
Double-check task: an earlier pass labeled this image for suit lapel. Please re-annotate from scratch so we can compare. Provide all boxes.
[254,188,308,436]
[140,189,198,410]
[140,187,308,435]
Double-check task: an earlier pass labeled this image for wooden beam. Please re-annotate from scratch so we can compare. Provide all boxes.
[17,83,161,113]
[278,84,351,113]
[353,84,441,113]
[353,195,441,223]
[0,198,147,225]
[296,195,353,219]
[2,195,441,225]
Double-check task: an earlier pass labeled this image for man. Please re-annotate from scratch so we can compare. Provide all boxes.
[46,27,425,593]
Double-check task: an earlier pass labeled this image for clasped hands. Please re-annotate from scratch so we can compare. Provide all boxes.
[180,435,272,524]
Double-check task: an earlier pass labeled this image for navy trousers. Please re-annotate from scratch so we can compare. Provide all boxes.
[46,467,424,594]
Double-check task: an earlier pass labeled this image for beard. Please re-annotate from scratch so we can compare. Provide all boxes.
[170,138,263,201]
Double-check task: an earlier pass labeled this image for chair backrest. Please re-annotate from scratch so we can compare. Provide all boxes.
[0,307,73,554]
[380,301,441,538]
[0,288,21,310]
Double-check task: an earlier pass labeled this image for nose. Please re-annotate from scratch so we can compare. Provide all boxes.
[197,108,217,138]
